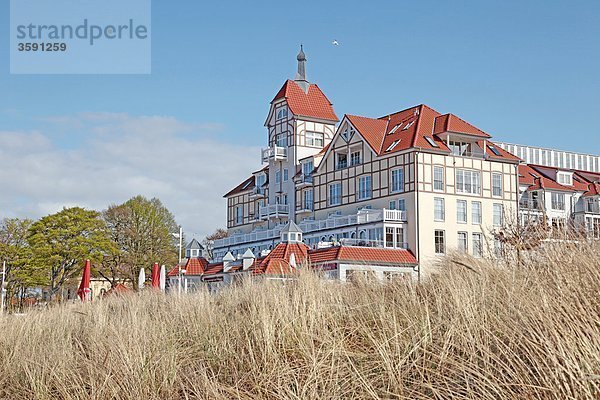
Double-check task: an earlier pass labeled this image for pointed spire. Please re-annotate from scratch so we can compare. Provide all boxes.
[294,45,309,93]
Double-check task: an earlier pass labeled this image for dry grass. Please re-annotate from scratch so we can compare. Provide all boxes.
[0,240,599,399]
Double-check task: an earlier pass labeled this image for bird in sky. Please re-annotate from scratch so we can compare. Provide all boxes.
[332,39,339,46]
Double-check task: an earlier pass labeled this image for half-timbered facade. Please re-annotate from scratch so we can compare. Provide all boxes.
[213,48,597,278]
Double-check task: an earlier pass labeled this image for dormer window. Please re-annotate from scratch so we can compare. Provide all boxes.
[557,171,573,186]
[276,107,288,121]
[256,174,266,188]
[302,160,313,176]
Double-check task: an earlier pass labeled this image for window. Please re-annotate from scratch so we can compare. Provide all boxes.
[551,192,565,210]
[276,107,288,120]
[472,201,482,225]
[386,227,394,248]
[493,204,503,227]
[557,172,572,186]
[433,166,444,191]
[341,126,355,142]
[235,205,243,225]
[492,173,502,197]
[488,145,501,156]
[456,170,481,195]
[435,230,445,254]
[398,199,406,211]
[494,238,504,258]
[303,190,314,210]
[305,131,324,147]
[458,232,468,252]
[472,233,483,257]
[425,136,439,148]
[275,170,281,184]
[283,169,289,181]
[434,198,445,221]
[358,176,372,200]
[385,140,400,152]
[350,151,361,166]
[302,161,313,176]
[276,133,287,148]
[391,168,404,192]
[329,183,342,206]
[457,200,467,223]
[336,153,348,169]
[256,174,266,188]
[389,201,396,210]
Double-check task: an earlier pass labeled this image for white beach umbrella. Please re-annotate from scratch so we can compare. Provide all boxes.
[159,265,166,292]
[138,268,145,290]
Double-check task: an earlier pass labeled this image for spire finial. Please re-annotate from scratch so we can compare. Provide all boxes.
[294,44,309,92]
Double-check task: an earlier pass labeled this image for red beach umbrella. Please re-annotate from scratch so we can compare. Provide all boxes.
[77,259,92,302]
[151,262,160,289]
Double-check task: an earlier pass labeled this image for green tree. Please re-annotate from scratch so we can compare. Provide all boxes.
[0,218,44,311]
[27,207,114,301]
[101,196,179,289]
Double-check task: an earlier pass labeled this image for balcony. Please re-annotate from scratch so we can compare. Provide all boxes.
[259,204,289,220]
[297,204,314,215]
[296,174,313,188]
[213,208,408,249]
[261,146,287,163]
[519,199,543,211]
[250,186,266,199]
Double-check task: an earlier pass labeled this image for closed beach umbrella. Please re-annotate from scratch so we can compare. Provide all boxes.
[159,265,166,292]
[138,268,145,290]
[151,262,160,289]
[77,259,91,302]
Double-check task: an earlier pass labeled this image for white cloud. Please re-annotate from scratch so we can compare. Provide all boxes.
[0,113,260,239]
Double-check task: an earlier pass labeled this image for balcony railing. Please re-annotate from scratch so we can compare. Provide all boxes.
[519,199,543,210]
[296,174,313,186]
[214,209,407,249]
[250,186,266,198]
[261,146,287,163]
[451,150,486,159]
[259,204,289,220]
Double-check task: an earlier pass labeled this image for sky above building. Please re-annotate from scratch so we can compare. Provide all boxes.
[1,0,599,238]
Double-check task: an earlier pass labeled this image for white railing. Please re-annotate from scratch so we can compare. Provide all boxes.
[519,200,543,210]
[259,204,289,219]
[261,146,288,163]
[214,209,407,248]
[296,174,313,185]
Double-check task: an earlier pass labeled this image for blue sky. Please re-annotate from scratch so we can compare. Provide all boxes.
[1,0,599,236]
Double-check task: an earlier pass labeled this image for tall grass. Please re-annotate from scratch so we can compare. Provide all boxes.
[0,239,599,399]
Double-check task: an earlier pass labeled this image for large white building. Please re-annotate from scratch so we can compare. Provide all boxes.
[212,47,526,279]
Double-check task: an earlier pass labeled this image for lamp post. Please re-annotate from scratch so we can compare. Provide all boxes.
[171,226,184,294]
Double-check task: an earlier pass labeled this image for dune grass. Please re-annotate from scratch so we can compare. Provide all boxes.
[0,239,599,399]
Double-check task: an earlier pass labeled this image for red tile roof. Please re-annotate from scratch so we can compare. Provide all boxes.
[343,104,514,162]
[309,246,418,265]
[272,80,339,121]
[167,257,210,277]
[584,182,600,197]
[518,164,576,192]
[224,175,255,198]
[254,242,310,275]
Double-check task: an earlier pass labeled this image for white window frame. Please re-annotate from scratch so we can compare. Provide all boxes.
[551,192,565,210]
[434,198,445,221]
[493,203,503,227]
[275,170,281,184]
[434,230,445,255]
[329,183,342,206]
[456,169,481,195]
[458,231,468,252]
[358,176,372,200]
[391,168,405,193]
[235,205,243,225]
[472,201,482,225]
[433,166,444,192]
[492,173,503,197]
[305,131,324,147]
[457,200,467,224]
[350,150,361,166]
[472,233,483,258]
[303,190,314,210]
[283,169,289,182]
[276,106,288,121]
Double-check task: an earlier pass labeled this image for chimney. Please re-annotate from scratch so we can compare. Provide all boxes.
[242,248,255,271]
[223,251,235,273]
